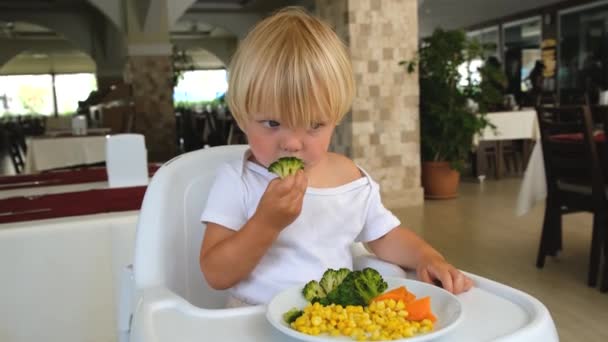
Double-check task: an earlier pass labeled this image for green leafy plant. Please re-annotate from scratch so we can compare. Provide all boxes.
[401,29,504,171]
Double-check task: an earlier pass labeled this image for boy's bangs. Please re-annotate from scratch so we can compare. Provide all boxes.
[246,58,334,128]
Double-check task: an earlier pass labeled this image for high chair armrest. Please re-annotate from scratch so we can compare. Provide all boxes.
[130,286,266,342]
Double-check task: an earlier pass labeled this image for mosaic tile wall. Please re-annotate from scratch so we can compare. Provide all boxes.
[124,55,177,162]
[317,0,423,208]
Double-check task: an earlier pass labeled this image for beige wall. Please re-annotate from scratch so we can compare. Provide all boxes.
[317,0,423,208]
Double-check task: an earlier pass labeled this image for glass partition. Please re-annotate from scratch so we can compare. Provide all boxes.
[559,1,608,104]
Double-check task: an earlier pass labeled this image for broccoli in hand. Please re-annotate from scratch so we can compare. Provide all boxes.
[268,157,304,179]
[302,280,326,302]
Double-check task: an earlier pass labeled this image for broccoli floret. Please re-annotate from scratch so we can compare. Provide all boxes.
[321,268,387,306]
[268,157,304,178]
[302,280,326,302]
[353,267,388,304]
[283,307,304,324]
[319,268,351,294]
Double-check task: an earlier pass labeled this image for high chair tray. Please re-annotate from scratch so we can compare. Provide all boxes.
[130,272,558,342]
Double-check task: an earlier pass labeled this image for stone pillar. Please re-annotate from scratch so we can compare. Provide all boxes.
[123,0,176,162]
[124,53,176,162]
[317,0,423,208]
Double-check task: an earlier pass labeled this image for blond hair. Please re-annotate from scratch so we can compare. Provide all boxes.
[227,7,354,128]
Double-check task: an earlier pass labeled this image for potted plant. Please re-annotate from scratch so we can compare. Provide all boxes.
[401,29,504,199]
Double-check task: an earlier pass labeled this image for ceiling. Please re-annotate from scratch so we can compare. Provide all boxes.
[418,0,566,37]
[0,0,593,73]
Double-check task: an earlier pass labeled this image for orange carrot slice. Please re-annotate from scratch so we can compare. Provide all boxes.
[406,296,433,321]
[372,286,417,304]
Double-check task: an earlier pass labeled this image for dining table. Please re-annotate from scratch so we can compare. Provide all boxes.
[474,109,539,179]
[0,165,160,200]
[0,179,151,342]
[24,134,107,173]
[0,211,138,342]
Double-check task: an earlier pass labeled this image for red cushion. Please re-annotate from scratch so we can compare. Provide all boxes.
[0,186,147,223]
[0,164,161,190]
[550,132,605,142]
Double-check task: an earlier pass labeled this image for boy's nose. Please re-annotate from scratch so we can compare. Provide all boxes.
[280,133,303,153]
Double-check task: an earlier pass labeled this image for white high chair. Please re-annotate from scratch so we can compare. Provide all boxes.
[126,145,404,342]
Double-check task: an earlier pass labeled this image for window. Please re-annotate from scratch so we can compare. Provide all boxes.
[0,74,53,115]
[468,27,500,59]
[559,1,608,104]
[55,73,97,115]
[503,17,542,97]
[463,27,500,87]
[173,69,228,106]
[0,73,97,116]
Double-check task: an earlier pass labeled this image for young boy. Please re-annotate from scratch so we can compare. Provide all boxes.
[200,7,473,306]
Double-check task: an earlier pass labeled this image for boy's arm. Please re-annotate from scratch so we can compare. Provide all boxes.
[367,226,473,294]
[200,170,307,290]
[200,219,279,290]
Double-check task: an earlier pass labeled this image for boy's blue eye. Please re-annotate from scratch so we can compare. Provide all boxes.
[310,122,324,130]
[262,120,280,128]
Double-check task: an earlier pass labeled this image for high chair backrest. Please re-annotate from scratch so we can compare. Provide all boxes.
[133,145,249,309]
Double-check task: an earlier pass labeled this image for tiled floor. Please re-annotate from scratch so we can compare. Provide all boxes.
[392,178,608,342]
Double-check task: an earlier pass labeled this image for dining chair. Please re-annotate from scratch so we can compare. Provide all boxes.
[536,92,558,107]
[596,107,608,292]
[535,105,607,288]
[106,134,149,188]
[5,123,26,174]
[126,145,405,341]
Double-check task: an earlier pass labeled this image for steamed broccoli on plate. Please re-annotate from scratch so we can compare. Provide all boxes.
[301,267,388,307]
[267,157,304,178]
[319,268,351,294]
[283,307,304,324]
[322,268,388,306]
[302,280,326,302]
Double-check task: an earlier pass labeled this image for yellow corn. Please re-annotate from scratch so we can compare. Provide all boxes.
[291,299,435,340]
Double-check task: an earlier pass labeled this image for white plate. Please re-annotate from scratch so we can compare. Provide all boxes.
[266,277,463,342]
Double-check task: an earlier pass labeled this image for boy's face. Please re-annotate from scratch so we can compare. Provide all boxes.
[242,114,335,169]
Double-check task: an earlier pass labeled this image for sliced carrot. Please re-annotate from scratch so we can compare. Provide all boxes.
[406,296,433,321]
[372,286,417,304]
[427,312,437,323]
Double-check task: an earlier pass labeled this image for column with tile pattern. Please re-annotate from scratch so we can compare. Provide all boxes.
[317,0,423,208]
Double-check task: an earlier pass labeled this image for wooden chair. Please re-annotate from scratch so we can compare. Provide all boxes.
[535,105,607,288]
[536,92,558,107]
[595,107,608,291]
[6,123,26,174]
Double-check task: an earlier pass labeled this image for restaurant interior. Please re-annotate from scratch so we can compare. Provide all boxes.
[1,0,608,341]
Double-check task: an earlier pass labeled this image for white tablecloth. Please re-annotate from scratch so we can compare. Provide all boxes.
[25,136,107,173]
[0,212,138,342]
[476,109,539,143]
[516,142,547,216]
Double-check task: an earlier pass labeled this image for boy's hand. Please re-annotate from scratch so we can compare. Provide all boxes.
[253,170,308,231]
[416,253,474,294]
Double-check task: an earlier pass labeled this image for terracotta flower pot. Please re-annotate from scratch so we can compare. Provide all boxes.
[421,161,460,199]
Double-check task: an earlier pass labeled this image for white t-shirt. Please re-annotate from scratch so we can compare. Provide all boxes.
[200,150,400,304]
